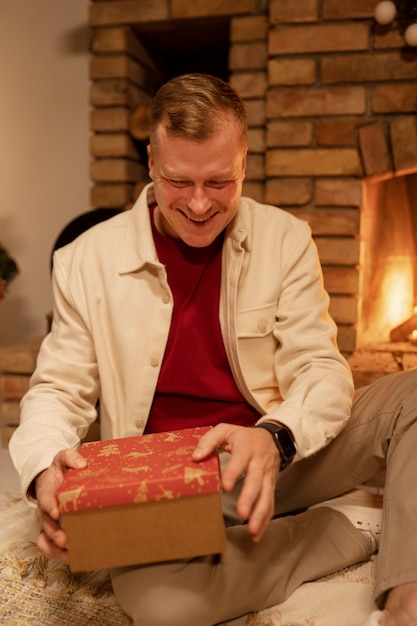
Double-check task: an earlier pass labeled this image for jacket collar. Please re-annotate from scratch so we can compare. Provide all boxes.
[119,183,250,274]
[119,184,160,274]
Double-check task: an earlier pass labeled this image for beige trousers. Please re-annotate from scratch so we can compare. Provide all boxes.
[111,369,417,626]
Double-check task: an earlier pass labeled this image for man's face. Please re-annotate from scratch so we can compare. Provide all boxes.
[147,116,247,248]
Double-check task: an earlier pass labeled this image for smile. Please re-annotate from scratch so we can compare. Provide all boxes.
[180,211,215,223]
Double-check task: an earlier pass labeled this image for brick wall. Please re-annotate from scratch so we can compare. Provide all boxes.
[0,338,41,446]
[0,337,101,447]
[88,0,417,353]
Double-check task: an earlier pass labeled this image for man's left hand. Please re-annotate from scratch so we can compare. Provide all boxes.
[193,424,280,542]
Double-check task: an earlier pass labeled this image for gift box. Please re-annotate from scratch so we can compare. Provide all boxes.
[57,426,226,572]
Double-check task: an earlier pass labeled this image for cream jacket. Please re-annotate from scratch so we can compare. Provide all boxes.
[10,184,353,496]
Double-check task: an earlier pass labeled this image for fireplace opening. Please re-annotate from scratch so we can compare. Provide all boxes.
[122,16,232,190]
[134,16,231,82]
[357,172,417,347]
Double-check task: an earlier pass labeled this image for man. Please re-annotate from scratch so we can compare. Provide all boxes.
[9,73,417,626]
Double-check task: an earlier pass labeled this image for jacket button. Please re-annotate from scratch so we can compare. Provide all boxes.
[162,293,170,304]
[150,357,159,367]
[136,419,145,429]
[258,321,267,334]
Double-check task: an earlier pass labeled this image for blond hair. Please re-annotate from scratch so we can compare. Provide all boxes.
[149,73,247,147]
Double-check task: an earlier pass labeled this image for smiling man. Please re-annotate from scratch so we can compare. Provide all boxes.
[148,125,245,247]
[9,74,417,626]
[147,79,247,249]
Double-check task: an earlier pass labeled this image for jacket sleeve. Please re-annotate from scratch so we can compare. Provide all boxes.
[254,216,354,459]
[8,250,99,500]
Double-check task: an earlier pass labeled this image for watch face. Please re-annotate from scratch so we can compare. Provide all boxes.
[278,428,296,460]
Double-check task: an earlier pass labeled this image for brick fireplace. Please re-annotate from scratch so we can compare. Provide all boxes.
[3,0,417,447]
[88,0,417,355]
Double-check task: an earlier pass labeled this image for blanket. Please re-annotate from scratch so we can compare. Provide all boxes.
[0,493,378,626]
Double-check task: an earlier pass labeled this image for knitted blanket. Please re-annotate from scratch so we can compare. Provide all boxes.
[0,494,377,626]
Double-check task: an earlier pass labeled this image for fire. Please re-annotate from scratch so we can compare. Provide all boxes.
[381,258,415,332]
[358,174,417,347]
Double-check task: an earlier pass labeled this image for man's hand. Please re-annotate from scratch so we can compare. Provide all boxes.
[193,424,280,542]
[35,448,87,561]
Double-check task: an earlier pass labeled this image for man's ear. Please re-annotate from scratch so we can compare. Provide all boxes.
[241,147,248,180]
[147,144,154,178]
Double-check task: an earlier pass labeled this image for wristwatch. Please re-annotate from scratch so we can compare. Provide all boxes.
[256,422,296,471]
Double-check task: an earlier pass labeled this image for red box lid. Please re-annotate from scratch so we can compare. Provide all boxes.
[57,426,221,513]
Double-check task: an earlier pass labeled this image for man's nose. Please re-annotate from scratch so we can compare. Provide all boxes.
[188,186,211,214]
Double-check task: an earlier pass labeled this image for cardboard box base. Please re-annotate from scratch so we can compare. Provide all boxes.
[61,492,226,572]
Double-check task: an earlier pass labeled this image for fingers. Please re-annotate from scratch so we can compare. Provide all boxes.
[55,447,87,472]
[239,455,277,541]
[234,428,279,539]
[36,449,86,519]
[36,470,60,521]
[37,530,69,562]
[194,424,280,541]
[36,498,69,561]
[193,424,245,491]
[193,424,229,460]
[37,505,67,549]
[35,447,86,561]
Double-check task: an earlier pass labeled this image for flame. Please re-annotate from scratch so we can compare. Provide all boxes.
[359,255,415,345]
[380,258,415,331]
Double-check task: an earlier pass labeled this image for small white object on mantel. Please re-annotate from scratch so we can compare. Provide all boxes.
[374,0,397,25]
[405,22,417,46]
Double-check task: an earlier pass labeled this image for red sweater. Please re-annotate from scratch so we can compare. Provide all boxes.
[145,207,260,433]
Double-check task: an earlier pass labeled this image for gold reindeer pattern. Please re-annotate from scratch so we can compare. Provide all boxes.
[57,426,220,513]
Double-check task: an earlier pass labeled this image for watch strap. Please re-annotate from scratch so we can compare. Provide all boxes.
[256,422,296,471]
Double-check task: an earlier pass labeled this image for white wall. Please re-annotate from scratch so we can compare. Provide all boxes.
[0,0,90,345]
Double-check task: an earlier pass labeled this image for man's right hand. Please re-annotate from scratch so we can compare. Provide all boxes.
[35,448,87,561]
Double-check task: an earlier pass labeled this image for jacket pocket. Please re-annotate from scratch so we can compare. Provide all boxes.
[236,302,277,338]
[236,303,279,394]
